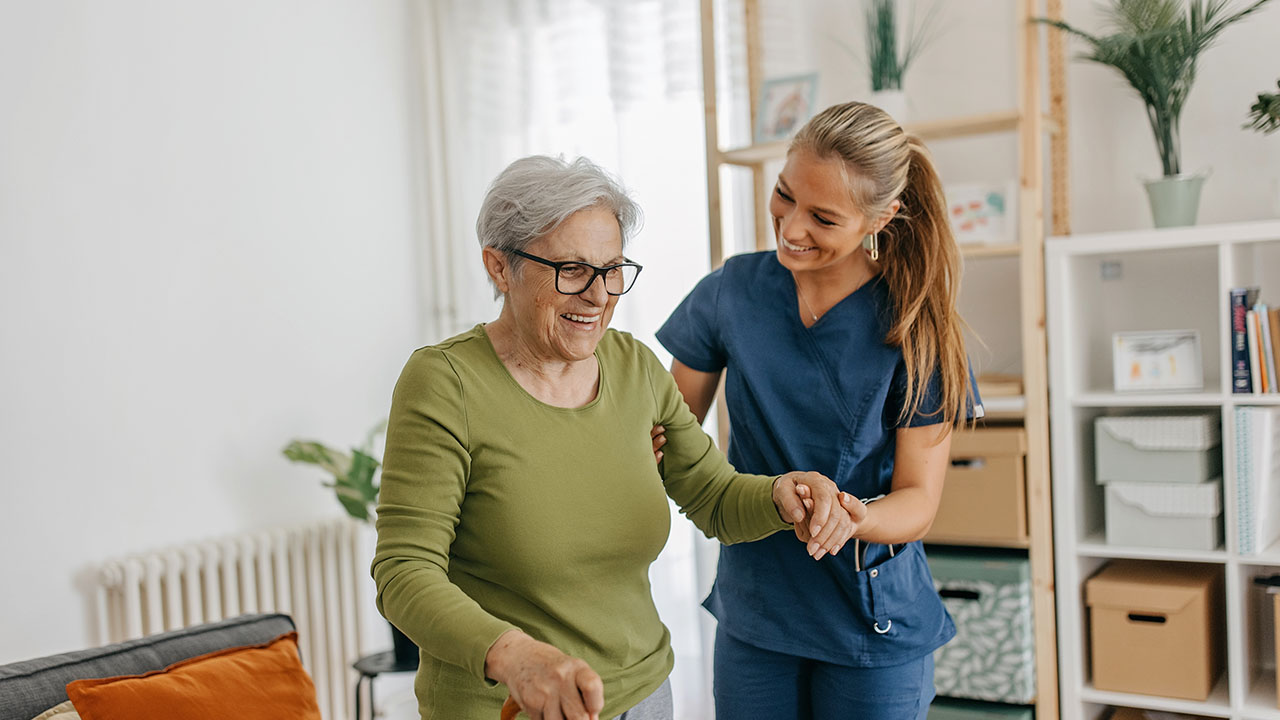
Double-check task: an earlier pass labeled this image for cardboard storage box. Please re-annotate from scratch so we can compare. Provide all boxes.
[1095,415,1221,484]
[929,549,1034,703]
[927,698,1032,720]
[926,428,1028,545]
[1086,561,1224,700]
[1104,480,1222,550]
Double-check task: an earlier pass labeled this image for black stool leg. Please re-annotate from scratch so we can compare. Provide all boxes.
[354,675,364,720]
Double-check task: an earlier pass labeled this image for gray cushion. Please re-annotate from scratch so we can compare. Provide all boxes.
[0,614,295,720]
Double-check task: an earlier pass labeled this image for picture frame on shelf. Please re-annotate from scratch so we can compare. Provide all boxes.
[946,181,1018,246]
[754,73,818,144]
[1112,329,1204,392]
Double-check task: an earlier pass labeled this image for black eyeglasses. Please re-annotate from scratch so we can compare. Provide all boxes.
[509,249,643,296]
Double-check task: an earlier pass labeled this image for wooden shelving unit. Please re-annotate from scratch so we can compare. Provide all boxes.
[698,2,1069,719]
[1047,220,1280,720]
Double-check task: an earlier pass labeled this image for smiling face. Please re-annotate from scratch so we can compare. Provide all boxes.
[770,148,895,277]
[495,205,624,364]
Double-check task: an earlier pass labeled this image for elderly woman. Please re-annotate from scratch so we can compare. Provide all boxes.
[371,155,856,720]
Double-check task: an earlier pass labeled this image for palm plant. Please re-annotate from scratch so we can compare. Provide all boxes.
[282,421,385,522]
[1039,0,1273,176]
[863,0,939,92]
[1247,79,1280,134]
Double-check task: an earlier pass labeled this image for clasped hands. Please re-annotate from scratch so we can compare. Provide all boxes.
[771,471,867,560]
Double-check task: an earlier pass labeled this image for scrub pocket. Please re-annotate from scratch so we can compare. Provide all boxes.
[843,541,955,664]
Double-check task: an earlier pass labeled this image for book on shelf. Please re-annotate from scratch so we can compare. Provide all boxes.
[1235,405,1280,554]
[1232,287,1258,393]
[1229,287,1280,394]
[1249,309,1266,393]
[1262,305,1279,394]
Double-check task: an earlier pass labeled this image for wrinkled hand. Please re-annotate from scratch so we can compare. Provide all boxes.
[650,424,666,465]
[773,472,858,560]
[486,631,604,720]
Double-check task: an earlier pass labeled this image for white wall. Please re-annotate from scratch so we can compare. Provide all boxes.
[0,1,425,663]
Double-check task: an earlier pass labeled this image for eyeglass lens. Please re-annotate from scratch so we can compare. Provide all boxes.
[556,263,640,295]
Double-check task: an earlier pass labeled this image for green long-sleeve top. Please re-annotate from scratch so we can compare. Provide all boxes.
[371,325,790,720]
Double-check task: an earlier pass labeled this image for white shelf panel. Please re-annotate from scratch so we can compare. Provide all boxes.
[1072,391,1225,407]
[1078,531,1228,562]
[1048,219,1280,255]
[1246,673,1280,720]
[1079,676,1233,717]
[1229,395,1280,406]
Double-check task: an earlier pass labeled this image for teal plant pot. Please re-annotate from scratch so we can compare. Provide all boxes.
[1143,173,1208,228]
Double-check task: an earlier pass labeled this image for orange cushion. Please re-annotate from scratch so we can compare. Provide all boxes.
[66,632,322,720]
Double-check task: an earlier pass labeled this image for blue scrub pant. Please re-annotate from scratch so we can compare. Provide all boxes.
[713,627,935,720]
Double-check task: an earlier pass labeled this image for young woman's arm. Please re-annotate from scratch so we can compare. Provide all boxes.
[670,359,721,424]
[840,424,953,544]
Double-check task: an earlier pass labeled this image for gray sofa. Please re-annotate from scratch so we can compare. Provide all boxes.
[0,613,296,720]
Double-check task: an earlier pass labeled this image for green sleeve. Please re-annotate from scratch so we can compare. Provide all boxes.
[370,349,517,682]
[643,349,791,544]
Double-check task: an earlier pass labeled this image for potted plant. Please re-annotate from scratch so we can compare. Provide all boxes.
[283,422,418,668]
[1039,0,1274,228]
[843,0,939,120]
[1246,78,1280,134]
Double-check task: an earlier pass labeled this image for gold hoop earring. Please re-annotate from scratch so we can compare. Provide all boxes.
[863,233,879,261]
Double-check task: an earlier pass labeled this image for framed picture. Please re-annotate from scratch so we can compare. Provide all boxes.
[1112,330,1204,392]
[754,73,819,144]
[945,181,1019,246]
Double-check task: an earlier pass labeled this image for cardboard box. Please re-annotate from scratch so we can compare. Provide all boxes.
[1095,415,1221,484]
[1086,561,1224,700]
[926,427,1028,545]
[1104,480,1223,551]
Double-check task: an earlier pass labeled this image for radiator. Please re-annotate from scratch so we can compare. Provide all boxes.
[94,517,367,720]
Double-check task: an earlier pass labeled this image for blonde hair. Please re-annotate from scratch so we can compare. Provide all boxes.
[791,101,974,430]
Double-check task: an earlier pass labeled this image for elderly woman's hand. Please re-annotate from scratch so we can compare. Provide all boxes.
[650,424,666,464]
[486,630,604,720]
[773,472,860,560]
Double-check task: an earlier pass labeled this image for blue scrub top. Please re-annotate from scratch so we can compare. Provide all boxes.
[656,250,980,667]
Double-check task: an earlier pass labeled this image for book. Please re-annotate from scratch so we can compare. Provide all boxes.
[1238,406,1280,554]
[1232,287,1260,393]
[1262,304,1278,394]
[1237,407,1255,552]
[1272,308,1280,392]
[1248,309,1263,394]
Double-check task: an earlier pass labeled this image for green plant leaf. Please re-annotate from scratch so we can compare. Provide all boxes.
[283,431,383,524]
[1246,78,1280,134]
[282,440,352,477]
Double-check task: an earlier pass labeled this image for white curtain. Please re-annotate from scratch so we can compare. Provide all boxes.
[417,1,721,716]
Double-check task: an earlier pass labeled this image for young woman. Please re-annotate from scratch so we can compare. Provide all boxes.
[655,102,982,720]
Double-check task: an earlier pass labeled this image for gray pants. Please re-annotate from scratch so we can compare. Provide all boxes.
[613,679,673,720]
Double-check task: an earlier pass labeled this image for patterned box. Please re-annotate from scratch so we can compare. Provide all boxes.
[928,549,1035,704]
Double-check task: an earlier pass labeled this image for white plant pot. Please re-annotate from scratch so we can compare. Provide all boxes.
[869,89,908,123]
[1142,172,1209,229]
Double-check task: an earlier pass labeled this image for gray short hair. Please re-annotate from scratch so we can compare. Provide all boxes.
[476,156,642,293]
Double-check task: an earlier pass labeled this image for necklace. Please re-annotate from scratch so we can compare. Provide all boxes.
[796,282,820,323]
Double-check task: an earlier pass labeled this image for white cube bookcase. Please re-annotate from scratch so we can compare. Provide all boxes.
[1047,219,1280,720]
